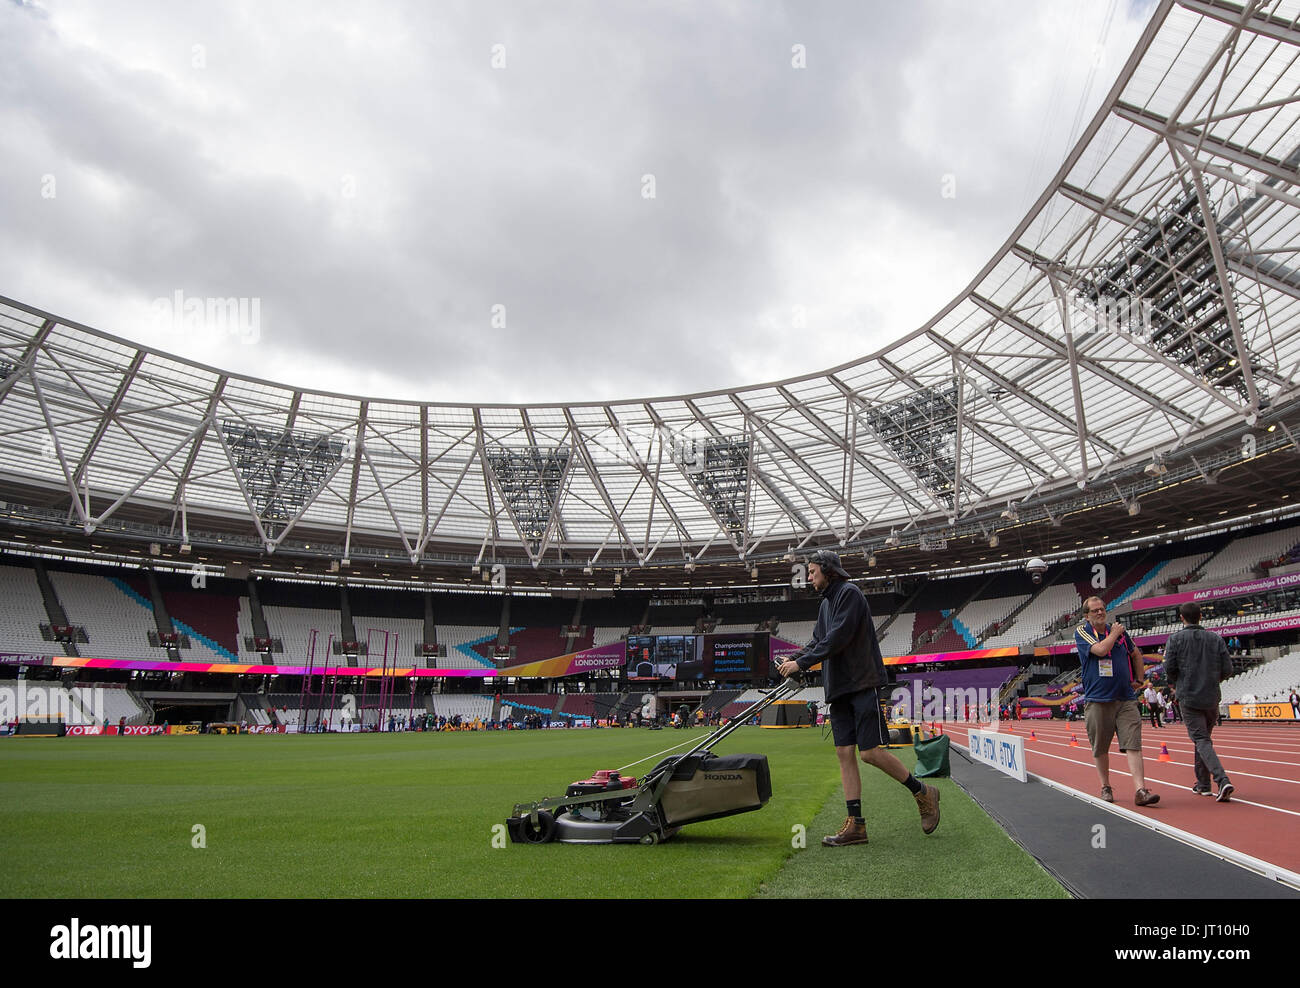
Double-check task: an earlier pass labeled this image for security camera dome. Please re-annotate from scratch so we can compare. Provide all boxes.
[1026,557,1048,584]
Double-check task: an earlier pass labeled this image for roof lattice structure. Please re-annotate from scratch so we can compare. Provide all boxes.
[3,0,1300,584]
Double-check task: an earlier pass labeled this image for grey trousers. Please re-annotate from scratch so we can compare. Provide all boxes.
[1182,706,1229,789]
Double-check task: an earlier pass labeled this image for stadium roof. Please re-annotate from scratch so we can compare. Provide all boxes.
[3,0,1300,589]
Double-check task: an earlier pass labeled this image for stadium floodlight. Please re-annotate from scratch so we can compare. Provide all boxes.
[179,543,191,554]
[989,534,999,548]
[1127,501,1141,517]
[1000,504,1019,522]
[864,382,959,510]
[221,421,346,534]
[1144,458,1167,477]
[884,530,900,547]
[684,437,751,538]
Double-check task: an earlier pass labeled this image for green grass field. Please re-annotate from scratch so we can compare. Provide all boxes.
[0,728,1067,898]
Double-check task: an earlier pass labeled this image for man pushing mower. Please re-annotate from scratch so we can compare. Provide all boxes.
[777,549,941,846]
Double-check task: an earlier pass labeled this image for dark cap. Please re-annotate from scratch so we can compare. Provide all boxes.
[808,549,850,580]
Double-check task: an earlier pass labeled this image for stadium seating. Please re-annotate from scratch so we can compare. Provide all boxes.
[1197,524,1300,584]
[48,571,157,660]
[775,620,815,644]
[351,616,428,668]
[437,625,503,669]
[1219,652,1300,706]
[1115,552,1212,604]
[949,595,1030,647]
[0,565,63,656]
[878,612,917,657]
[983,584,1081,649]
[429,694,493,722]
[162,588,242,659]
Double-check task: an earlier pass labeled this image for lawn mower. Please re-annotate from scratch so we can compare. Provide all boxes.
[506,676,804,845]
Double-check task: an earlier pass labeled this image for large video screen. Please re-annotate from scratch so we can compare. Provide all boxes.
[626,632,770,682]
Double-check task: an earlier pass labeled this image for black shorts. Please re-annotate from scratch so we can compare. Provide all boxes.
[829,688,887,751]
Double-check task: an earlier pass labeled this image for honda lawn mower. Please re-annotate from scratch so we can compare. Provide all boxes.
[506,676,804,845]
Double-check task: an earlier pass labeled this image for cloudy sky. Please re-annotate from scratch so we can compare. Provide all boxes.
[1,0,1157,405]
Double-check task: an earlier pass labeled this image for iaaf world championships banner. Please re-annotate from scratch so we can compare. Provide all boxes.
[497,642,627,679]
[1129,570,1300,612]
[1042,612,1300,653]
[770,639,1020,670]
[43,656,501,677]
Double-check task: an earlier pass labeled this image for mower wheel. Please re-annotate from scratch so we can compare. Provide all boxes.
[639,831,660,845]
[519,810,557,844]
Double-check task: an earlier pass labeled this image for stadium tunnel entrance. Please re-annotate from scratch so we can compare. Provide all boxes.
[145,697,235,727]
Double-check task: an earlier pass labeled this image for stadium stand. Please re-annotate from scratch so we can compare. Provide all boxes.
[1219,653,1300,706]
[0,564,64,656]
[949,595,1029,647]
[256,605,341,665]
[879,612,917,657]
[437,625,505,668]
[429,695,493,723]
[555,694,596,718]
[48,571,157,660]
[775,620,815,644]
[1196,524,1300,585]
[158,587,242,660]
[984,584,1082,649]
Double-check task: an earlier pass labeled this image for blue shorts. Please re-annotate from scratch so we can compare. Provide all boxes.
[830,688,888,751]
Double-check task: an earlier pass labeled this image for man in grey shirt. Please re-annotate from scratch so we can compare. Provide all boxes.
[1162,602,1236,802]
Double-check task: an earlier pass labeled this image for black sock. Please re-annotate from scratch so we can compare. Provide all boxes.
[846,799,862,822]
[902,774,924,795]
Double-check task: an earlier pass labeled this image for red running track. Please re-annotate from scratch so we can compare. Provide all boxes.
[937,718,1300,878]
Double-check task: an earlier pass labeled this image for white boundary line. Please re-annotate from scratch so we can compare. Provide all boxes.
[954,740,1300,893]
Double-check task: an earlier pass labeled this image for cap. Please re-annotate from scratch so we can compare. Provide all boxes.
[808,549,850,580]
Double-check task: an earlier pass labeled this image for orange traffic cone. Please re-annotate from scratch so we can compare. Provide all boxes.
[1028,730,1038,742]
[1005,724,1015,734]
[1069,734,1080,747]
[1158,743,1172,762]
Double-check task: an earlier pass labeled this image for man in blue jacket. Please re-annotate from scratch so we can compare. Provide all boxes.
[777,550,940,846]
[1076,597,1160,807]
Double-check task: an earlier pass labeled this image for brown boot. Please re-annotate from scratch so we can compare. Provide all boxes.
[821,817,868,846]
[915,784,941,834]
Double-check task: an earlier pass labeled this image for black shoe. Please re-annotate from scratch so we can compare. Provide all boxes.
[1216,782,1235,803]
[1190,784,1212,796]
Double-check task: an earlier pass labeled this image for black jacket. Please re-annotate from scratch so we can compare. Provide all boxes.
[1162,624,1233,711]
[794,578,887,702]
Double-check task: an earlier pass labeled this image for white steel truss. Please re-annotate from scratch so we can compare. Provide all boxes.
[1,0,1300,570]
